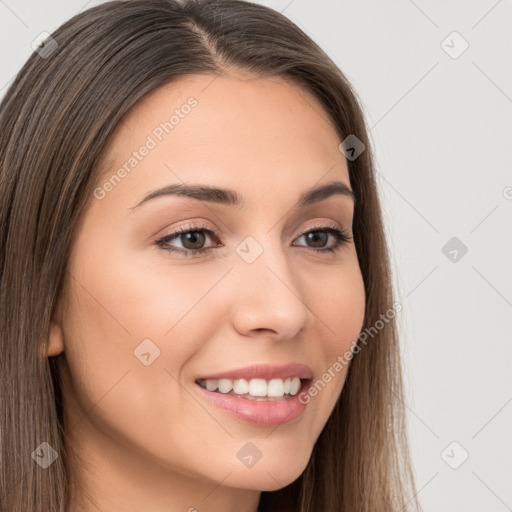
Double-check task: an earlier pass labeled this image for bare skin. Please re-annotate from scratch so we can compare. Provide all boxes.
[48,70,366,512]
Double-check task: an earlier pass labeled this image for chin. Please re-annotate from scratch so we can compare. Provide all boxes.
[225,449,311,491]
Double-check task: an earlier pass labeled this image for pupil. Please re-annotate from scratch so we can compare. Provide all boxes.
[307,231,327,247]
[183,231,205,249]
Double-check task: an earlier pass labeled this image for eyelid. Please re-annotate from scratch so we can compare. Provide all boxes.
[155,218,348,239]
[300,220,344,234]
[154,220,351,254]
[154,221,219,244]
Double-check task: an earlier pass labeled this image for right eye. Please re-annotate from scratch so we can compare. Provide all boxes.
[155,224,221,257]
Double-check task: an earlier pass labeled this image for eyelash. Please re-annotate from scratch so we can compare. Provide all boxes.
[155,222,352,257]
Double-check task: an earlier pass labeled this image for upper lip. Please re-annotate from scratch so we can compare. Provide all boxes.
[195,363,314,382]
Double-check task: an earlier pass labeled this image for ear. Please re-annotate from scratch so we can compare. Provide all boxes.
[47,321,65,357]
[47,293,65,357]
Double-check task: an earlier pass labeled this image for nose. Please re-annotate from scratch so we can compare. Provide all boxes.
[229,239,310,341]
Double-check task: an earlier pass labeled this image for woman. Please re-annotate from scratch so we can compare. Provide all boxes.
[0,1,419,511]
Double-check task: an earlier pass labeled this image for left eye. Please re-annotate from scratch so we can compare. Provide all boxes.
[155,224,351,256]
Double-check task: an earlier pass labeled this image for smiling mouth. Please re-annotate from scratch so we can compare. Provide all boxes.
[195,377,309,401]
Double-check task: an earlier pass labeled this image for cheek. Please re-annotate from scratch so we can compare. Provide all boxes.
[60,244,230,423]
[59,257,228,474]
[311,260,366,356]
[299,259,365,420]
[67,237,225,343]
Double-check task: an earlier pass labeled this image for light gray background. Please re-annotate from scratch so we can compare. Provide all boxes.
[1,1,511,510]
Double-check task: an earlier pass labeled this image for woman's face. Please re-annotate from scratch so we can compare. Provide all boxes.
[49,71,365,507]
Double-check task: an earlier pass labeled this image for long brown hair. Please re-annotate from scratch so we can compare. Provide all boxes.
[0,1,419,510]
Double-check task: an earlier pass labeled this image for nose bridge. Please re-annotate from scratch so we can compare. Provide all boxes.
[230,231,309,337]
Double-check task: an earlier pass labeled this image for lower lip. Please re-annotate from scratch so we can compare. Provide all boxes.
[194,380,311,426]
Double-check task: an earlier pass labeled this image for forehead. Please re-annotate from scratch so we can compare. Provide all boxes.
[116,70,341,141]
[95,71,350,207]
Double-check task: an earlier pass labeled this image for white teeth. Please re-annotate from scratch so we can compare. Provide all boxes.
[199,376,303,398]
[218,379,233,393]
[289,376,301,395]
[267,378,284,397]
[248,378,267,396]
[233,378,249,394]
[205,379,218,391]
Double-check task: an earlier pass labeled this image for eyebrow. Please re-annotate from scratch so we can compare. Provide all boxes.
[129,180,355,212]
